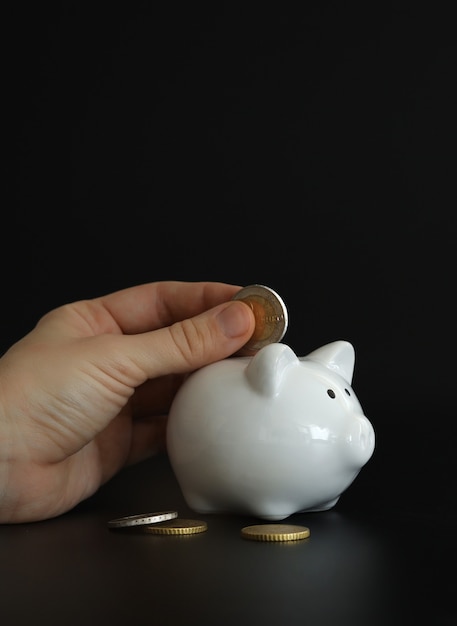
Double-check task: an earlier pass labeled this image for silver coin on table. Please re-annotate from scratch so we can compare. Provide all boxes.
[107,510,178,529]
[232,284,288,354]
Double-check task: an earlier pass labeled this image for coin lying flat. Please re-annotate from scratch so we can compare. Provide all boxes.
[107,510,178,529]
[232,284,288,354]
[144,518,208,535]
[240,524,310,542]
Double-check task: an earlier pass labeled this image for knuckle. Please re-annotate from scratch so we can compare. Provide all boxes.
[169,318,209,366]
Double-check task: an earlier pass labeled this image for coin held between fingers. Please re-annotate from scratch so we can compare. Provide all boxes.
[232,284,288,354]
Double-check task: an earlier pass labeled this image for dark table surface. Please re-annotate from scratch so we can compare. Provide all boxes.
[1,452,454,626]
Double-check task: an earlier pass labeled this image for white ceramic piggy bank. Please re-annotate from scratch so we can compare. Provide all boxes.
[166,340,375,520]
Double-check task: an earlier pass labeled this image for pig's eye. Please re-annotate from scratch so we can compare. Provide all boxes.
[345,388,351,396]
[327,389,336,399]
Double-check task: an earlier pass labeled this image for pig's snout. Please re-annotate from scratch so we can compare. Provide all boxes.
[345,413,375,467]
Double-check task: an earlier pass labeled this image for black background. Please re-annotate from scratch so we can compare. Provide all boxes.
[5,2,456,522]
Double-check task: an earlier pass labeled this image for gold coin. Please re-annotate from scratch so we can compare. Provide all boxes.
[232,284,288,355]
[144,518,208,535]
[240,524,310,542]
[107,510,178,529]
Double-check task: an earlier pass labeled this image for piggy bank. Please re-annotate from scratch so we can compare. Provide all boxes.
[166,340,375,520]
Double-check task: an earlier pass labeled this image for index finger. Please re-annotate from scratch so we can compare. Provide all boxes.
[97,281,243,334]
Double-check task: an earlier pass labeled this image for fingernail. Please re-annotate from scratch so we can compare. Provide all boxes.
[216,301,253,338]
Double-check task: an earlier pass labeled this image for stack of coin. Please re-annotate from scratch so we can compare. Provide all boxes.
[107,511,207,535]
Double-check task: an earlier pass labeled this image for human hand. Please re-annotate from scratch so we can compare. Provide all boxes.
[0,281,255,523]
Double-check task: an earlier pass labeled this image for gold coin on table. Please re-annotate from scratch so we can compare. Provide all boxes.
[107,510,178,529]
[240,524,310,542]
[144,518,208,535]
[232,284,288,355]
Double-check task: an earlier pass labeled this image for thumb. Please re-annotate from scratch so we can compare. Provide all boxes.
[125,300,255,380]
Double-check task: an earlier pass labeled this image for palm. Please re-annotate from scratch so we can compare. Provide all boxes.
[1,299,167,518]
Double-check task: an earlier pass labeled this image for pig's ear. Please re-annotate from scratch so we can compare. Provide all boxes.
[304,340,355,384]
[245,343,299,397]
